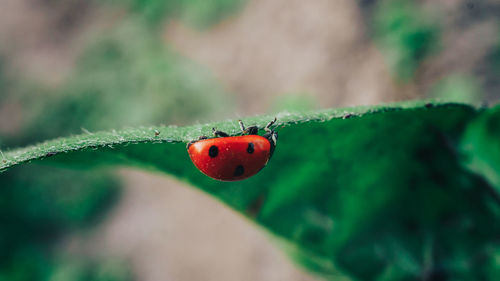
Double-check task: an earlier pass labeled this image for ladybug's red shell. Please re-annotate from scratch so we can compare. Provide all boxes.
[188,135,271,181]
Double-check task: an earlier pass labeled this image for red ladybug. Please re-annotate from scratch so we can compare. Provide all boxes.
[187,118,278,181]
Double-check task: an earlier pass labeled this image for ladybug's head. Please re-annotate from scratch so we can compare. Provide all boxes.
[264,130,278,157]
[263,118,278,158]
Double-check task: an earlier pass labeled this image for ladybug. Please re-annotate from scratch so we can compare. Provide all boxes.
[187,118,278,181]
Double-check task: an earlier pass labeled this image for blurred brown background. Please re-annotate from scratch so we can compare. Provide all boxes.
[1,0,499,280]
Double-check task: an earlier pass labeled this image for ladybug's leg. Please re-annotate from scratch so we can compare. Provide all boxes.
[212,128,229,138]
[239,120,259,135]
[238,120,246,132]
[264,117,277,132]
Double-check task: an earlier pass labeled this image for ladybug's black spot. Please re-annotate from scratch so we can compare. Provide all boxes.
[234,165,245,176]
[208,145,218,158]
[247,142,255,154]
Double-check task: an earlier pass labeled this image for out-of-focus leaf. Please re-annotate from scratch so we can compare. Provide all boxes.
[48,258,132,281]
[106,0,246,27]
[270,93,318,112]
[180,0,246,28]
[373,0,439,81]
[430,74,482,105]
[460,104,500,193]
[0,166,120,266]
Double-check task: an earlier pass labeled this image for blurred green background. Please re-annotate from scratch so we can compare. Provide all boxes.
[0,0,499,280]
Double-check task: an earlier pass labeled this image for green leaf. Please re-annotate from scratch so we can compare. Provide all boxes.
[1,100,499,280]
[460,104,500,194]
